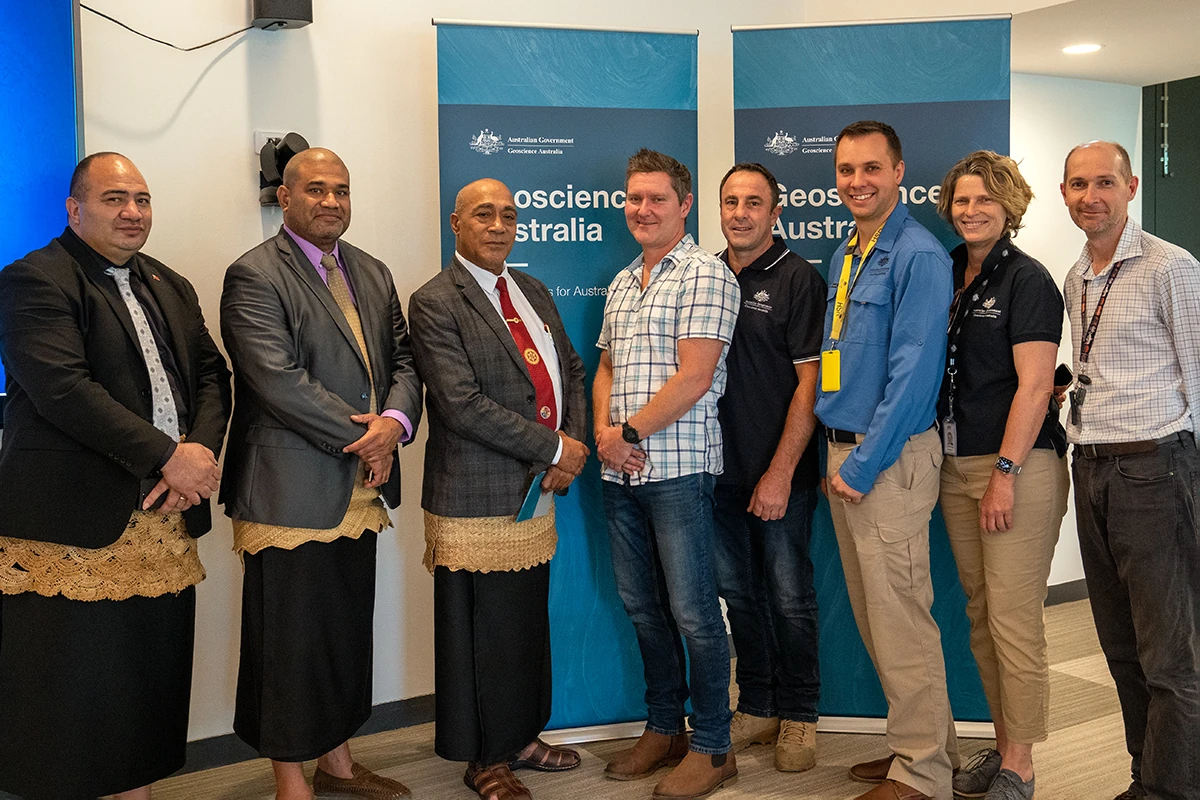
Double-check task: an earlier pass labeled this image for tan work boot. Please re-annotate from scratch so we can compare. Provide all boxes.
[604,730,688,781]
[775,719,817,772]
[652,750,737,799]
[728,710,779,753]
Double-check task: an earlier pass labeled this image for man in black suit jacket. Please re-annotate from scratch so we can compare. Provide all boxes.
[409,178,589,800]
[0,152,231,800]
[220,147,421,800]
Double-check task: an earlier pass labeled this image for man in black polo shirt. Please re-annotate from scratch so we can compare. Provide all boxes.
[714,162,827,772]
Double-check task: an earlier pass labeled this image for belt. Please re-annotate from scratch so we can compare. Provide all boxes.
[825,427,862,444]
[1074,431,1193,459]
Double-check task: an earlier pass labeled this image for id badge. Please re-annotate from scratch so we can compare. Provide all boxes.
[821,349,841,392]
[941,416,958,456]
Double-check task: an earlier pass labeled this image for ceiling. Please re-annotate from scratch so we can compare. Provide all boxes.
[804,0,1200,87]
[1011,0,1200,86]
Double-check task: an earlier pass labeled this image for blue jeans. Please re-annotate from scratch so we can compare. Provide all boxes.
[603,472,732,755]
[1073,436,1200,800]
[713,484,820,723]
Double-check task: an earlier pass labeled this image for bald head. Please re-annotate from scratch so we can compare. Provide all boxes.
[282,147,349,191]
[278,147,351,251]
[1063,140,1133,183]
[451,178,517,274]
[454,178,513,215]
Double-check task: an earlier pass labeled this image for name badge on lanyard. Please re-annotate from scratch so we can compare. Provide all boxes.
[822,225,882,392]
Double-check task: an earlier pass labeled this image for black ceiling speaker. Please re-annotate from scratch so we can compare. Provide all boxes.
[252,0,313,30]
[259,132,310,206]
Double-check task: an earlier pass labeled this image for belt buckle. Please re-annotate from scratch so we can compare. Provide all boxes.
[1079,443,1100,458]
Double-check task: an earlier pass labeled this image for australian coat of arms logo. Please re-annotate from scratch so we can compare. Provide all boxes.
[764,130,799,156]
[469,129,504,155]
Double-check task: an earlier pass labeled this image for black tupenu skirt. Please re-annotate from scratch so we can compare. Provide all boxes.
[433,561,552,765]
[0,587,196,800]
[234,531,378,761]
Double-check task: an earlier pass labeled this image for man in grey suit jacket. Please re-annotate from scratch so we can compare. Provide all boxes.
[220,148,420,800]
[409,178,588,800]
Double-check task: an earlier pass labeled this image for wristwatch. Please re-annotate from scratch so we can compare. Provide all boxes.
[994,456,1022,475]
[621,421,642,445]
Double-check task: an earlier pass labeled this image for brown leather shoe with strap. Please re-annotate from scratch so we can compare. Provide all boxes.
[604,730,689,781]
[509,738,582,772]
[312,762,411,798]
[463,763,532,800]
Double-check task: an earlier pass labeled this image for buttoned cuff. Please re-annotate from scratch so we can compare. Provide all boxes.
[551,434,563,466]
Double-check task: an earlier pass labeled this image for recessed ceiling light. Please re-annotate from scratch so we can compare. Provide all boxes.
[1063,43,1103,55]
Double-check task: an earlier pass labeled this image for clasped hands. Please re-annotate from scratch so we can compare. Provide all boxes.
[544,432,590,492]
[595,425,647,477]
[346,413,404,488]
[142,441,221,513]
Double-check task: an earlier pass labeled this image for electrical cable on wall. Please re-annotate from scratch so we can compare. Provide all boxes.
[80,4,280,51]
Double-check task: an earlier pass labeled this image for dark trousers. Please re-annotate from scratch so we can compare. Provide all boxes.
[713,484,820,722]
[1073,436,1200,800]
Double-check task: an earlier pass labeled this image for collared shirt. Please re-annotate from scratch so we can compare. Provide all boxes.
[814,203,952,494]
[717,238,826,490]
[936,238,1064,456]
[281,225,412,442]
[1064,217,1200,444]
[457,253,565,466]
[597,234,741,484]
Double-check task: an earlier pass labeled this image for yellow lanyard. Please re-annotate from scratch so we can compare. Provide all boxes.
[829,225,883,342]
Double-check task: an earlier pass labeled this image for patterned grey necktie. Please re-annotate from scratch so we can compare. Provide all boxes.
[108,267,180,440]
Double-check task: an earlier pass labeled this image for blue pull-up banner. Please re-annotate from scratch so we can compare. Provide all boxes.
[733,17,1011,723]
[436,22,699,729]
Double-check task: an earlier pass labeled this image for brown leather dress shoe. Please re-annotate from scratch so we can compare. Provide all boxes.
[849,753,896,783]
[463,762,532,800]
[509,738,582,772]
[604,730,689,781]
[652,750,737,799]
[313,761,411,799]
[854,778,933,800]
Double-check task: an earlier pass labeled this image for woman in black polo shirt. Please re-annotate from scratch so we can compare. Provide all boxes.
[935,151,1068,800]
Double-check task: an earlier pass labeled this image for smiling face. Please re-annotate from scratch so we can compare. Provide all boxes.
[950,174,1007,251]
[624,171,692,256]
[1061,142,1138,241]
[278,148,351,251]
[720,169,781,262]
[835,132,904,233]
[451,178,517,274]
[66,154,152,265]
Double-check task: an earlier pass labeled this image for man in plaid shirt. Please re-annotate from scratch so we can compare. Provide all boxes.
[1061,140,1200,800]
[595,149,741,800]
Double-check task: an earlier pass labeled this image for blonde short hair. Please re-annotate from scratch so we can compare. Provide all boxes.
[937,150,1034,237]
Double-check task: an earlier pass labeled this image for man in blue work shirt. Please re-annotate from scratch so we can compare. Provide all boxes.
[816,120,956,800]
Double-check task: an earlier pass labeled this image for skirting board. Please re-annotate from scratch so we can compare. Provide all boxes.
[542,718,996,746]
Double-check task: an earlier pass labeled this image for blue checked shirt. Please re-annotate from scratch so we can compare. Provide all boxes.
[597,235,741,485]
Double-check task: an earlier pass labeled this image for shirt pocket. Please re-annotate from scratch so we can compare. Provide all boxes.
[841,282,892,346]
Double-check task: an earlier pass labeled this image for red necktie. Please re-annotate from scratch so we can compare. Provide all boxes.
[496,276,557,430]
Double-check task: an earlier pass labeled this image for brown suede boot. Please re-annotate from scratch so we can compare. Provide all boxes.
[604,730,689,781]
[651,750,737,799]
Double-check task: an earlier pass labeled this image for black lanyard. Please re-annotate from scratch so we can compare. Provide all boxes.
[1078,261,1124,370]
[943,266,994,421]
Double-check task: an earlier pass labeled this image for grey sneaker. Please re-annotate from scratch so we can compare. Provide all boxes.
[953,748,1002,798]
[984,769,1035,800]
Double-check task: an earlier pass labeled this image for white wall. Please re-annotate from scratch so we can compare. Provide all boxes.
[74,2,1143,741]
[1010,72,1143,584]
